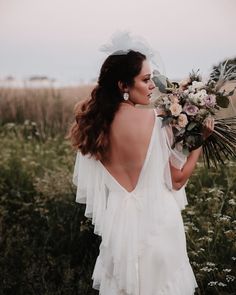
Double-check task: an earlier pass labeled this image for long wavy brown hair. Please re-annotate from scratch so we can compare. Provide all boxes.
[68,50,146,161]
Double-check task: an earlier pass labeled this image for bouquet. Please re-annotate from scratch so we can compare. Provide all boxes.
[153,60,236,168]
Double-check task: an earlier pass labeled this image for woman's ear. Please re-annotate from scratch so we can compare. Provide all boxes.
[118,81,128,92]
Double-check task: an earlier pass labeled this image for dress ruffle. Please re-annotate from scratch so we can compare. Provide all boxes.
[73,152,107,236]
[73,111,197,294]
[158,261,198,295]
[93,259,197,295]
[93,189,148,295]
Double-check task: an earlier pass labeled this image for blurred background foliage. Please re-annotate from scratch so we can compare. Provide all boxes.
[0,62,236,294]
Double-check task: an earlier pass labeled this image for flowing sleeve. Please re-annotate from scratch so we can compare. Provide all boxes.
[72,152,108,236]
[158,119,188,210]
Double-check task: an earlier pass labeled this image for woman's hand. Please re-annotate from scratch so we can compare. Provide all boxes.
[171,117,215,190]
[202,117,214,140]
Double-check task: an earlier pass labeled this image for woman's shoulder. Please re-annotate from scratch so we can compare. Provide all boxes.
[112,106,154,140]
[115,105,154,124]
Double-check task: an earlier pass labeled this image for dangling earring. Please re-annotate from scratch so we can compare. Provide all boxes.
[123,92,129,101]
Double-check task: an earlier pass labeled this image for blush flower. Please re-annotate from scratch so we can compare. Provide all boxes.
[170,95,179,104]
[183,103,199,116]
[178,113,188,128]
[179,78,191,87]
[169,103,182,116]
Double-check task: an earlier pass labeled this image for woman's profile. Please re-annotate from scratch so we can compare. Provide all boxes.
[68,38,213,294]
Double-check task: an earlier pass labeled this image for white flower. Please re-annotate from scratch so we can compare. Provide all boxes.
[184,89,190,95]
[198,89,207,97]
[169,103,182,116]
[188,81,205,93]
[162,96,170,106]
[189,89,207,106]
[228,199,236,205]
[187,85,195,93]
[192,81,205,89]
[178,114,188,128]
[189,93,199,104]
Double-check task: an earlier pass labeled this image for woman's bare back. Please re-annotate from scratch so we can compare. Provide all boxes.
[101,104,155,192]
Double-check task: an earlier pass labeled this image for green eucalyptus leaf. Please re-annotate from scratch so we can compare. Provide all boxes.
[175,128,185,137]
[182,147,189,156]
[216,94,230,108]
[152,74,168,93]
[185,135,196,146]
[187,122,197,131]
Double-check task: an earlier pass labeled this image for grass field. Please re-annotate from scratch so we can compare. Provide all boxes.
[0,86,235,295]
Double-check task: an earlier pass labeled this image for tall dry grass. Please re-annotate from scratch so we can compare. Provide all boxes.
[0,82,235,137]
[0,85,94,136]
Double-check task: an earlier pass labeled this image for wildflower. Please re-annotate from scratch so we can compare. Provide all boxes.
[186,210,195,216]
[192,226,199,232]
[223,268,231,273]
[219,215,231,224]
[208,281,218,287]
[206,262,216,267]
[217,282,227,287]
[201,266,214,272]
[228,199,236,206]
[184,225,189,232]
[224,230,235,240]
[226,275,235,282]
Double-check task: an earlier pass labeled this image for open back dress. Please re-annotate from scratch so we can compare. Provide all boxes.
[73,109,198,295]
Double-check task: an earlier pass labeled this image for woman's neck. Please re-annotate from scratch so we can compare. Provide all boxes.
[120,100,135,107]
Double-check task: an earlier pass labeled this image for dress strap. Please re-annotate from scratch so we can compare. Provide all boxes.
[153,108,158,116]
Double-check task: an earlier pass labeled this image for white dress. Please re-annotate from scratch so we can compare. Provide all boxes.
[73,110,198,295]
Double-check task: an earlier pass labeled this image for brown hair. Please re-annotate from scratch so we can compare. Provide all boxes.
[68,50,146,161]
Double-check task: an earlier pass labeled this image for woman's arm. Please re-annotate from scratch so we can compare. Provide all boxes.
[170,147,202,190]
[170,117,214,190]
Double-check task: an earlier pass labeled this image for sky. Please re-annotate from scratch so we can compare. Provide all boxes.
[0,0,235,84]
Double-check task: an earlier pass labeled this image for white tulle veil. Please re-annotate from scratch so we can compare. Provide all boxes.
[99,31,165,75]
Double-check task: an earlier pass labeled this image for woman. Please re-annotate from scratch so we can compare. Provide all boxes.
[69,49,213,294]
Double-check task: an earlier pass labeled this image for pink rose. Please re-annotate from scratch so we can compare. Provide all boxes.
[204,95,216,107]
[183,103,199,116]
